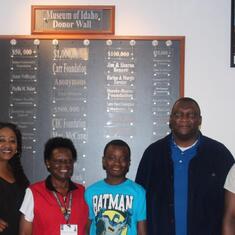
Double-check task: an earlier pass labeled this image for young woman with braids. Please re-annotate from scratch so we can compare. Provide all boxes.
[0,122,29,235]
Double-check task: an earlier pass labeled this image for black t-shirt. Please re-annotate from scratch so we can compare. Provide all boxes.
[0,178,25,235]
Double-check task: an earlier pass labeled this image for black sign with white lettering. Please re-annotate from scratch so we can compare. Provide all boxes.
[0,36,184,185]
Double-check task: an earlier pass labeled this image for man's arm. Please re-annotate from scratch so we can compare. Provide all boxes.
[18,214,32,235]
[135,147,150,188]
[137,220,147,235]
[222,190,235,235]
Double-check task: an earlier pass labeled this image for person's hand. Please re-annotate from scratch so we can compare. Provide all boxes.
[0,218,8,232]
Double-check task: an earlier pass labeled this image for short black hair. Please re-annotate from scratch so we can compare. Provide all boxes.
[103,139,131,160]
[172,97,201,116]
[44,137,77,161]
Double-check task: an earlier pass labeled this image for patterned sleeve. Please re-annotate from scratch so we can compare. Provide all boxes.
[224,164,235,193]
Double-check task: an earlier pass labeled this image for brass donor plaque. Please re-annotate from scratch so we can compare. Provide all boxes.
[31,5,115,34]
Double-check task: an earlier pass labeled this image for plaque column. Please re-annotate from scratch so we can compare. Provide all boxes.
[9,39,40,179]
[104,40,137,141]
[50,39,90,184]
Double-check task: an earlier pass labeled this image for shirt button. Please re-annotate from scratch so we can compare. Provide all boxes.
[179,160,183,163]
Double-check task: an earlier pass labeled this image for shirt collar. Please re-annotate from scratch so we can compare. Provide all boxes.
[170,132,201,151]
[45,175,77,192]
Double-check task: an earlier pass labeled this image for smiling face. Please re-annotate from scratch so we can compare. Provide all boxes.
[103,145,130,184]
[170,99,202,146]
[0,127,17,162]
[46,147,74,182]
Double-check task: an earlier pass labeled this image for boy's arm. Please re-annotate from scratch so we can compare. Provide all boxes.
[85,219,91,235]
[222,190,235,235]
[137,220,147,235]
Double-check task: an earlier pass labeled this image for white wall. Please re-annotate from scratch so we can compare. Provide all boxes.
[1,0,235,155]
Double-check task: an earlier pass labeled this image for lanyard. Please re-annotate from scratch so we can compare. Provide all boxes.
[53,191,73,223]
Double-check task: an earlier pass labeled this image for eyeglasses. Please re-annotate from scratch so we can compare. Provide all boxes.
[50,159,74,165]
[172,112,200,120]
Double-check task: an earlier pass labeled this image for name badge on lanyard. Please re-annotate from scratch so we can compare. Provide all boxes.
[60,224,78,235]
[53,191,78,235]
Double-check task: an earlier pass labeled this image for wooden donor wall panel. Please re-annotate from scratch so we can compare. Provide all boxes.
[0,36,184,186]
